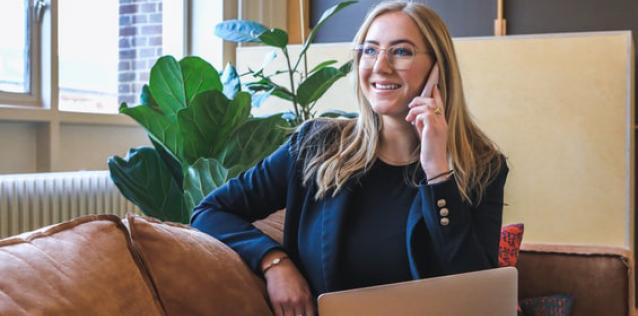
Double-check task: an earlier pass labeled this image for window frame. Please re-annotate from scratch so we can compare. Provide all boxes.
[0,0,42,107]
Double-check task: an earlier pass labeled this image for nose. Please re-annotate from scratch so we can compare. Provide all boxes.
[372,50,393,73]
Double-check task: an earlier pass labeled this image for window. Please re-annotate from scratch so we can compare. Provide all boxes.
[0,1,29,94]
[59,0,182,114]
[0,0,41,106]
[0,0,189,114]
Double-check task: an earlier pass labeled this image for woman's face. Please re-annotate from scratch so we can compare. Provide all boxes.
[358,11,435,119]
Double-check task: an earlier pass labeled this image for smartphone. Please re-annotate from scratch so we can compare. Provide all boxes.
[420,64,439,98]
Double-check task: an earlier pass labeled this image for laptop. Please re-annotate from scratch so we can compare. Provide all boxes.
[317,267,518,316]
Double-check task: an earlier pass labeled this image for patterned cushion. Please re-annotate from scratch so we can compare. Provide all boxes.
[520,294,574,316]
[499,223,524,267]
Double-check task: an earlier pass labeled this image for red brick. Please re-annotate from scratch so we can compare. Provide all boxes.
[118,61,130,71]
[149,13,162,23]
[133,14,147,23]
[119,26,137,36]
[140,48,157,58]
[141,3,156,13]
[148,36,162,46]
[141,25,162,35]
[120,4,137,14]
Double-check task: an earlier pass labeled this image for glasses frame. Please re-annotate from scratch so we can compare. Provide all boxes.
[354,43,434,70]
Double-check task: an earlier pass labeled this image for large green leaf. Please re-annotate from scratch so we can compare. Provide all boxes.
[183,158,229,212]
[221,63,241,100]
[108,147,190,223]
[259,28,288,48]
[215,20,268,43]
[120,102,183,162]
[149,56,186,120]
[296,60,353,106]
[294,1,357,71]
[309,59,338,74]
[180,56,222,105]
[245,78,294,102]
[177,90,251,164]
[149,136,183,190]
[223,114,289,169]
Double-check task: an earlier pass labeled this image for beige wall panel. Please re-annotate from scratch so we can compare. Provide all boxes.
[0,122,38,174]
[237,31,634,248]
[58,124,149,172]
[455,32,634,247]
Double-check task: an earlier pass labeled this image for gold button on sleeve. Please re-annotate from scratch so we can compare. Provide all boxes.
[440,218,450,226]
[439,208,449,217]
[437,199,447,208]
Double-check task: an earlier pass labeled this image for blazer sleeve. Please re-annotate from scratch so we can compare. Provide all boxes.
[190,136,295,274]
[418,160,509,276]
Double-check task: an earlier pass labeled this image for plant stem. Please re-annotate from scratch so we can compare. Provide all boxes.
[283,47,301,124]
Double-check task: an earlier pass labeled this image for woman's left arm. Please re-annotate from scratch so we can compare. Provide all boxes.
[417,163,509,275]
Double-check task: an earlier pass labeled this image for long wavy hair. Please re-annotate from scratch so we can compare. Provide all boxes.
[299,0,504,205]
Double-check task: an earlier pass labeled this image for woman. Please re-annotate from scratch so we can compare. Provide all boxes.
[191,1,508,316]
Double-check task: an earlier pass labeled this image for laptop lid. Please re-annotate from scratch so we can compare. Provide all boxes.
[317,267,517,316]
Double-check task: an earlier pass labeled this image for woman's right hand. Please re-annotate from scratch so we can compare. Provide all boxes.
[262,251,316,316]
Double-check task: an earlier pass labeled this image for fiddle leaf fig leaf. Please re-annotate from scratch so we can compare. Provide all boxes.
[177,90,251,164]
[149,56,186,120]
[183,158,229,211]
[108,147,190,224]
[120,102,184,163]
[179,56,222,105]
[223,114,289,169]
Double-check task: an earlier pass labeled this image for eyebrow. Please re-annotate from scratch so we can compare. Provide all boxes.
[363,39,417,46]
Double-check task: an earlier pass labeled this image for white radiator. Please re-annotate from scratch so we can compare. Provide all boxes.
[0,171,140,238]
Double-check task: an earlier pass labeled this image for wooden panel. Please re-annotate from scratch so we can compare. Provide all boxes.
[287,0,310,44]
[237,31,635,248]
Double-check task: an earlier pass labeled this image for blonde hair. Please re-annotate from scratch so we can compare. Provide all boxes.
[300,0,504,204]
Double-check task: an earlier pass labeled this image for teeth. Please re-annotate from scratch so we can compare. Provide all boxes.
[374,83,400,90]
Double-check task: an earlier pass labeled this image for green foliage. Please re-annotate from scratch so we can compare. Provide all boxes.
[109,1,359,224]
[109,56,289,223]
[215,1,358,124]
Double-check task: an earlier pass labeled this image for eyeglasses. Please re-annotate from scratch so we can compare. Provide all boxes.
[354,43,432,70]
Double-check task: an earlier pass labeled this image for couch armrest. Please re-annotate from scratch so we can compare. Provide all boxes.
[518,243,633,316]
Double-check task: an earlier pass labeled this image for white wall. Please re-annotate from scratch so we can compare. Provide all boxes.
[0,122,37,173]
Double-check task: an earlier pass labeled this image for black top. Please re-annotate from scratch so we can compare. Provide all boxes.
[339,158,420,290]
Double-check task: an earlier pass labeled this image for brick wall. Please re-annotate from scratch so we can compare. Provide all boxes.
[118,0,163,105]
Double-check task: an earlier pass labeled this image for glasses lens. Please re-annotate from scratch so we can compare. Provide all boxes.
[356,44,418,69]
[357,45,377,69]
[388,45,415,70]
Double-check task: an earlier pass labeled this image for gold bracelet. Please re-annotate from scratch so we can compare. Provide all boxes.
[262,255,289,274]
[427,170,454,183]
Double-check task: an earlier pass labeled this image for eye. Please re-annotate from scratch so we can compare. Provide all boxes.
[361,46,379,57]
[391,46,414,57]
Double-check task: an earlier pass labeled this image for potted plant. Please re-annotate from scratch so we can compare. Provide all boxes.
[108,1,357,223]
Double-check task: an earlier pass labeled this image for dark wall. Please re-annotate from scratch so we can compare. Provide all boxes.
[311,0,638,40]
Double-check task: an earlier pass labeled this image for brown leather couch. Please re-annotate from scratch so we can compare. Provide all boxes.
[0,210,633,316]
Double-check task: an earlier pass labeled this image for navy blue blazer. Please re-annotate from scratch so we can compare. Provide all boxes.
[191,121,509,296]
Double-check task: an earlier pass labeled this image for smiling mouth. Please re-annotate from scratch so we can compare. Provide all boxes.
[373,83,401,90]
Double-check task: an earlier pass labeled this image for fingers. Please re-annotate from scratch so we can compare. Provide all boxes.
[305,301,317,316]
[433,84,445,112]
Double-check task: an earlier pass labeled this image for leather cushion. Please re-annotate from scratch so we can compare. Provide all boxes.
[127,214,272,316]
[0,215,164,316]
[518,244,630,316]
